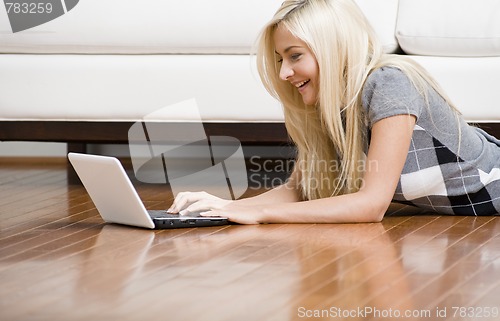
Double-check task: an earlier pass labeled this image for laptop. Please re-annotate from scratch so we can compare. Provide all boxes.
[68,153,229,229]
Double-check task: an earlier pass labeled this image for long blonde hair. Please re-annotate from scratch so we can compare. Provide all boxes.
[256,0,458,201]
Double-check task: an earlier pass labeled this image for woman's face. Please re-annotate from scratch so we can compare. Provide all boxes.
[273,25,319,106]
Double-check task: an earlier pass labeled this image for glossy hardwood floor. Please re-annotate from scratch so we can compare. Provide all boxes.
[1,159,500,321]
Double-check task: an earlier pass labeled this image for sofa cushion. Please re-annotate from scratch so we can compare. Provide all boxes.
[354,0,399,53]
[2,53,499,123]
[397,0,500,56]
[0,54,283,122]
[410,56,500,122]
[0,0,283,54]
[0,0,400,54]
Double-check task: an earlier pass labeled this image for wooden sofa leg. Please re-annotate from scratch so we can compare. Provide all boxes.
[66,143,87,184]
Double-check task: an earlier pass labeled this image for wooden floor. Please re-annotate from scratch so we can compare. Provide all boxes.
[1,159,500,321]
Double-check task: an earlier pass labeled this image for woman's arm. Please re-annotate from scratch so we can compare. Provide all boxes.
[236,167,302,205]
[204,114,416,224]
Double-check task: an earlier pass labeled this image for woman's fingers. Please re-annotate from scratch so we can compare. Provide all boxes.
[180,199,232,216]
[167,191,199,213]
[167,192,188,213]
[167,191,225,213]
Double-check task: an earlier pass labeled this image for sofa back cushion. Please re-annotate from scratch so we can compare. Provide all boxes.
[397,0,500,56]
[0,0,400,54]
[0,0,283,54]
[354,0,399,53]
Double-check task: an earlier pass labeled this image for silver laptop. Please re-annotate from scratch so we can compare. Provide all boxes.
[68,153,229,229]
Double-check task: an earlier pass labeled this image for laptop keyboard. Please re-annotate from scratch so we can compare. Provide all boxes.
[149,210,201,218]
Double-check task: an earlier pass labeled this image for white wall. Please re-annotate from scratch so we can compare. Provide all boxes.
[0,141,66,157]
[0,141,294,159]
[0,142,134,158]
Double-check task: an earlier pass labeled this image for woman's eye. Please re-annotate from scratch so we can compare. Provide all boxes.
[276,53,301,64]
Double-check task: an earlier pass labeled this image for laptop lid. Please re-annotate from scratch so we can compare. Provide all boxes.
[68,153,157,229]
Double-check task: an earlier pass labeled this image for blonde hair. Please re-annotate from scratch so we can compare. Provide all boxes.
[256,0,458,200]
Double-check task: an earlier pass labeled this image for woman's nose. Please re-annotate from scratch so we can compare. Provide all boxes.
[279,63,294,81]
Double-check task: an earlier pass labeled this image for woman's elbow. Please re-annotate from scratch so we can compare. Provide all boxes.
[358,210,385,223]
[369,210,386,223]
[359,194,391,223]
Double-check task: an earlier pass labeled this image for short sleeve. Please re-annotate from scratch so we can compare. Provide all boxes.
[362,67,424,128]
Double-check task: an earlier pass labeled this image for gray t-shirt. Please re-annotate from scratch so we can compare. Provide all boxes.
[362,67,500,215]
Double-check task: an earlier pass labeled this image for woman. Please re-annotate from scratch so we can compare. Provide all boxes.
[168,0,500,223]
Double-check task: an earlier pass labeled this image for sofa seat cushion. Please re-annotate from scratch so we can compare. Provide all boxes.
[397,0,500,57]
[411,56,500,122]
[1,54,499,124]
[0,54,282,122]
[0,0,400,54]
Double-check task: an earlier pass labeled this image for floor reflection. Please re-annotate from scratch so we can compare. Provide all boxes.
[289,223,417,321]
[65,216,500,321]
[73,225,155,306]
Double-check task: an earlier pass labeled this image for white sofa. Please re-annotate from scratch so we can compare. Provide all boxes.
[1,0,500,153]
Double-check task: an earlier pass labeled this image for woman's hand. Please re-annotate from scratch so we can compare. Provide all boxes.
[167,191,233,216]
[199,203,265,225]
[167,191,266,224]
